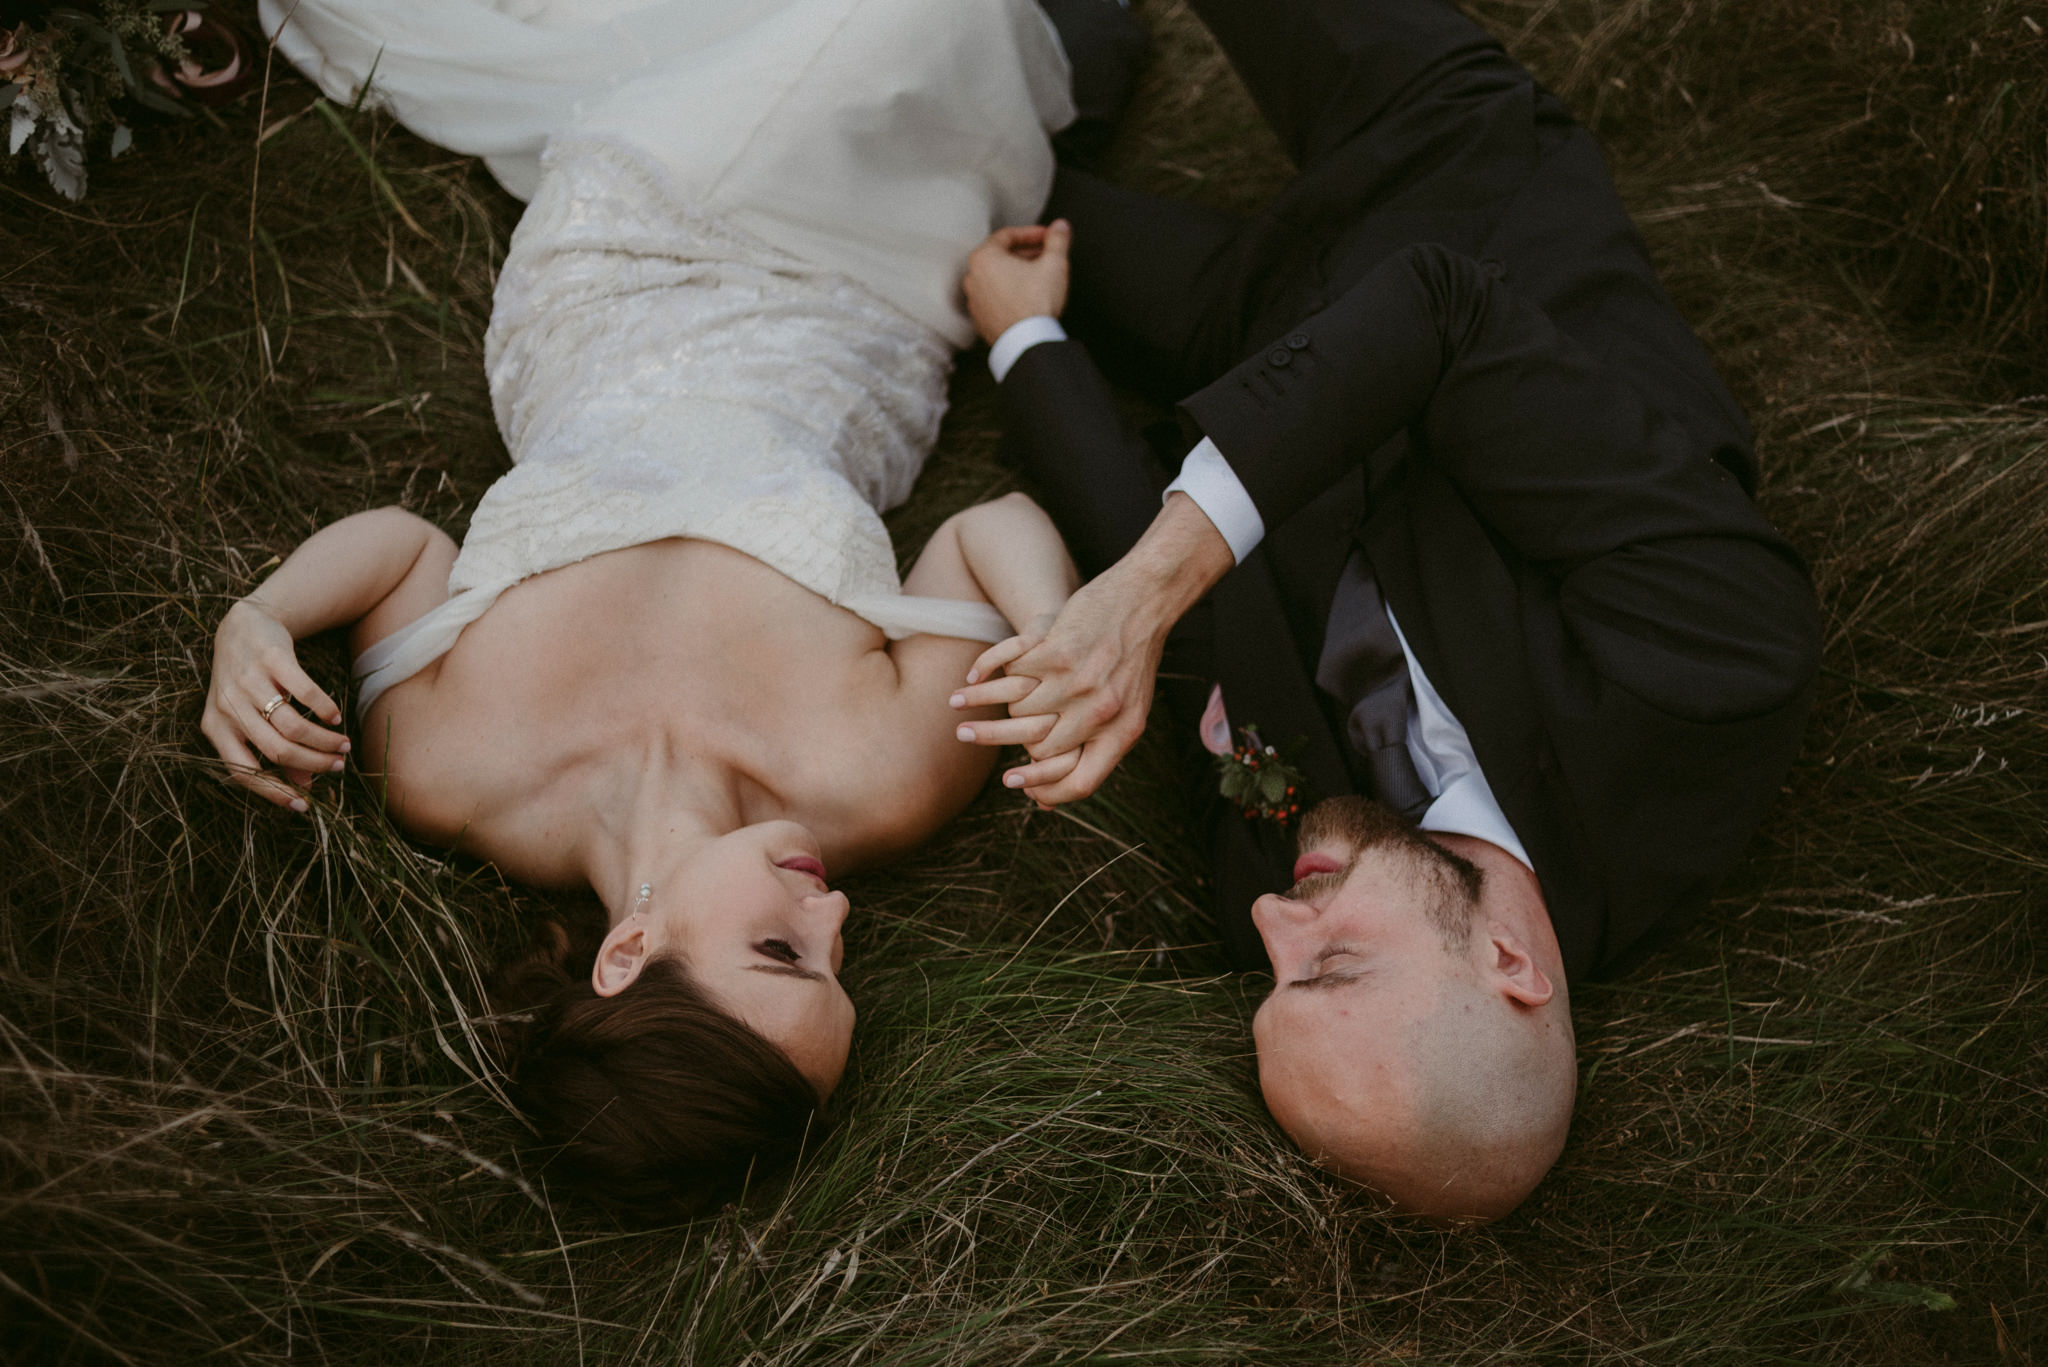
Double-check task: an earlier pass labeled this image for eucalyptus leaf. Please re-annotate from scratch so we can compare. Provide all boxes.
[110,123,132,157]
[35,120,87,201]
[131,83,191,117]
[9,99,36,158]
[103,30,139,91]
[0,84,16,110]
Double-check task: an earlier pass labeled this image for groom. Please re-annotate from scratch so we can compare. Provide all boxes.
[955,0,1821,1219]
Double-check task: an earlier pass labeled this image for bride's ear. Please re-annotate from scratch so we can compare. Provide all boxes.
[592,918,653,997]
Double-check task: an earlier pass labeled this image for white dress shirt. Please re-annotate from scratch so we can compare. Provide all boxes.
[989,315,1532,870]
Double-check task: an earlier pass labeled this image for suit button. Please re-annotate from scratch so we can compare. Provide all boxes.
[1286,332,1311,349]
[1267,348,1292,366]
[1481,258,1507,280]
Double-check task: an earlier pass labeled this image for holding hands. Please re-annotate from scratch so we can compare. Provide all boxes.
[957,222,1239,808]
[952,495,1236,808]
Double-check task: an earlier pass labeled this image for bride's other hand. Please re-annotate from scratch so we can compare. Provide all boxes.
[202,600,349,812]
[963,219,1071,346]
[196,507,457,813]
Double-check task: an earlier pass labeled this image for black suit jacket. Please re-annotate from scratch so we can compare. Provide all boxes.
[1001,251,1818,983]
[998,45,1820,983]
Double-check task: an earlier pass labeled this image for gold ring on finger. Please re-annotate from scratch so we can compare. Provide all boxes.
[260,694,290,722]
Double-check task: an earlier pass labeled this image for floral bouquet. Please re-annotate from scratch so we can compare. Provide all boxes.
[3,0,251,200]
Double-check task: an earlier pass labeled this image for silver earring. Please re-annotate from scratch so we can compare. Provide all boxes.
[634,882,653,910]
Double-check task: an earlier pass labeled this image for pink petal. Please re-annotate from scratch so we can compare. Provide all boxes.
[1199,684,1233,756]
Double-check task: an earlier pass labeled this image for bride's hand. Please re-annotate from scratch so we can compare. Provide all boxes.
[963,220,1071,347]
[201,600,350,812]
[948,614,1058,746]
[949,619,1087,809]
[949,574,1164,807]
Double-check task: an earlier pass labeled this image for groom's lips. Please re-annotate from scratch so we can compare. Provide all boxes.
[777,856,828,888]
[1291,851,1347,883]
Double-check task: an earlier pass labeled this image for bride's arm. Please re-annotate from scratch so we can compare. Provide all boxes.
[202,507,456,811]
[859,494,1075,831]
[901,491,1078,635]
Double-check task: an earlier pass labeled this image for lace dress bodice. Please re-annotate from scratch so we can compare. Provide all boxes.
[273,0,1078,711]
[472,139,944,610]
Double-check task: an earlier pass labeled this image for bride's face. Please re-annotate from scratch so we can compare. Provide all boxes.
[608,821,857,1100]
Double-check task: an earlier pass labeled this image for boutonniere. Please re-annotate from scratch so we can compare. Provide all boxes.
[1200,685,1308,825]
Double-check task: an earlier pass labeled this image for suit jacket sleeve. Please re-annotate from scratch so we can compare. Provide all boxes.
[995,338,1170,578]
[1178,242,1819,726]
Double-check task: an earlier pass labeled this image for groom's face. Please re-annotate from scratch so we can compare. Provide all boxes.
[1250,797,1482,976]
[1247,798,1484,1153]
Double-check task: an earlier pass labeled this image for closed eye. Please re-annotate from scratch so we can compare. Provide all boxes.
[757,938,801,965]
[1288,945,1372,990]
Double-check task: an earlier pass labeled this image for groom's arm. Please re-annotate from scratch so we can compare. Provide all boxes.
[1181,242,1818,724]
[966,241,1819,805]
[994,338,1171,577]
[960,223,1235,802]
[964,220,1171,577]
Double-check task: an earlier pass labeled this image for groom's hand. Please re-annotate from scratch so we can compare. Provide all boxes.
[952,571,1163,805]
[951,495,1235,806]
[964,220,1072,346]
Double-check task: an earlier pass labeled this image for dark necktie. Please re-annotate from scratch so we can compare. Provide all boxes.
[1314,548,1433,819]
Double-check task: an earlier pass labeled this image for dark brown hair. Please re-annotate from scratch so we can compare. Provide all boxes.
[490,917,824,1221]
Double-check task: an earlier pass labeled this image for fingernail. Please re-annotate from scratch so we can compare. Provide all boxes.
[290,798,308,813]
[965,670,980,684]
[956,725,974,742]
[949,693,965,709]
[330,759,345,773]
[338,740,351,753]
[1004,772,1025,788]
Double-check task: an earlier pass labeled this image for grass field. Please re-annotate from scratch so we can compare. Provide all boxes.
[2,0,2043,1362]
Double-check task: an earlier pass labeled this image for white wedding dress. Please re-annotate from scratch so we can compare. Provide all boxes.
[256,0,1076,711]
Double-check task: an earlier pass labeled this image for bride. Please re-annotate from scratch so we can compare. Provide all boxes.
[200,0,1117,1215]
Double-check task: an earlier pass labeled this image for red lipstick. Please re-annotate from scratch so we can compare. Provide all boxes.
[777,856,828,887]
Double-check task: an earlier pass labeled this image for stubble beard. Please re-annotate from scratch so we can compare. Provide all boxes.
[1292,796,1484,947]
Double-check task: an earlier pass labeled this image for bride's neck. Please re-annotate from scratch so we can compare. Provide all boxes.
[580,742,749,925]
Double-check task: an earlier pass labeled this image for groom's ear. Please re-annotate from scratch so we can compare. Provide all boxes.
[1486,925,1555,1008]
[592,918,653,997]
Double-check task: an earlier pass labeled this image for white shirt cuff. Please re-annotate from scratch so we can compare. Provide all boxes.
[987,315,1069,383]
[1164,438,1266,564]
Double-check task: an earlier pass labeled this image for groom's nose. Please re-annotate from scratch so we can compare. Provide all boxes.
[1251,891,1319,937]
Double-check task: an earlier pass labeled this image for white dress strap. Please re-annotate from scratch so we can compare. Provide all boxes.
[351,583,510,716]
[844,593,1010,644]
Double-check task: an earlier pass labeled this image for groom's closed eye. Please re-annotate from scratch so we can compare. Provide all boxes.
[1289,947,1375,990]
